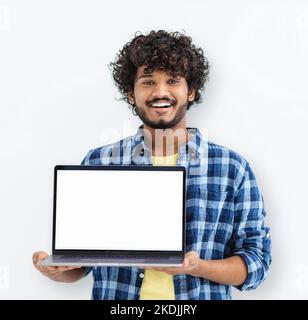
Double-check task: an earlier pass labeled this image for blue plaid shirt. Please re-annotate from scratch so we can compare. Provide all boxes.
[81,126,271,300]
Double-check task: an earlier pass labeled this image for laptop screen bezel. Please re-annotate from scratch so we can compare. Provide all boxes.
[52,165,186,258]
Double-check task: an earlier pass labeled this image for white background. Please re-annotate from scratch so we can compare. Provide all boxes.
[1,0,308,299]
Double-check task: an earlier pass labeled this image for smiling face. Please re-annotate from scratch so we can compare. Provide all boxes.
[128,66,195,130]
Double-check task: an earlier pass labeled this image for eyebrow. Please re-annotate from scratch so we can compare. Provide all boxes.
[137,73,181,80]
[137,74,153,80]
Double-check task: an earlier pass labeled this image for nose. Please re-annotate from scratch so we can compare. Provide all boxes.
[150,82,170,99]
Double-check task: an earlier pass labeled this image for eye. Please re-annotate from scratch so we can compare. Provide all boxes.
[142,80,154,86]
[168,78,180,85]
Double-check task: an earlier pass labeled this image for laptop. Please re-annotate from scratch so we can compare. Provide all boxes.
[40,164,186,267]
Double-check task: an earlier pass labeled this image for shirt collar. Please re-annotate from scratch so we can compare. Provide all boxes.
[131,125,207,164]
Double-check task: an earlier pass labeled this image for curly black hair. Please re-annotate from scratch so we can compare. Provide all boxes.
[110,30,210,110]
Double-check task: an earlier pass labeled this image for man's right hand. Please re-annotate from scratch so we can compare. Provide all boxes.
[32,251,83,282]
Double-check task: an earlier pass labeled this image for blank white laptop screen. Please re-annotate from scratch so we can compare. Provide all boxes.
[55,169,183,251]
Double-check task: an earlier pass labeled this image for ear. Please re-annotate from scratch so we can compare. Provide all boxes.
[188,89,195,102]
[128,91,135,105]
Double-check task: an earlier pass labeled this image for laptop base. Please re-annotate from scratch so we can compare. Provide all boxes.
[39,255,183,267]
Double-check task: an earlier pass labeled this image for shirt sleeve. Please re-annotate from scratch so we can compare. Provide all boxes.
[231,162,272,291]
[80,149,93,166]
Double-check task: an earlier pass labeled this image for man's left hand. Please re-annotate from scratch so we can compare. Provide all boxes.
[143,251,200,276]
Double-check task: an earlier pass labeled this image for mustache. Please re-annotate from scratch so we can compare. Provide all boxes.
[146,98,177,106]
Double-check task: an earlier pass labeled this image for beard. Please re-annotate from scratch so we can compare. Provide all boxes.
[134,101,188,129]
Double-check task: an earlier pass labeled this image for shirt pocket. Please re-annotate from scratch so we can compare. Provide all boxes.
[186,186,234,257]
[187,186,233,221]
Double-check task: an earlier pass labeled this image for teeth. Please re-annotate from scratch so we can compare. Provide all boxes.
[151,102,172,108]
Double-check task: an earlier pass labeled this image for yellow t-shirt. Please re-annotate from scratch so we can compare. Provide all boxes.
[139,152,178,300]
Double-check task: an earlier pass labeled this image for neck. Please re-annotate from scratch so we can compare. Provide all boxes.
[143,120,190,157]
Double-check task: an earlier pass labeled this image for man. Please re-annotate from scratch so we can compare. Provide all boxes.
[33,30,272,300]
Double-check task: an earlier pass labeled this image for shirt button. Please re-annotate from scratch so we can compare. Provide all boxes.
[266,232,271,238]
[139,273,144,279]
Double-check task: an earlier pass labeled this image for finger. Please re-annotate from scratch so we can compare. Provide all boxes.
[43,269,60,276]
[35,262,53,273]
[145,268,164,272]
[167,268,181,274]
[33,251,48,264]
[53,266,68,272]
[182,258,190,269]
[32,251,42,263]
[144,266,157,271]
[156,267,176,273]
[186,251,199,262]
[56,266,80,271]
[166,271,177,275]
[41,268,64,278]
[44,266,59,273]
[151,268,166,272]
[32,252,39,263]
[184,252,200,268]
